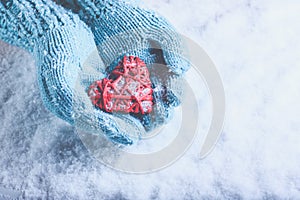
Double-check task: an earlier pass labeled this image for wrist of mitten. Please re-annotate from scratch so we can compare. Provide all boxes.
[0,0,76,52]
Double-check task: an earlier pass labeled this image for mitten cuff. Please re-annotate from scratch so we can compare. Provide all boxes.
[0,0,76,52]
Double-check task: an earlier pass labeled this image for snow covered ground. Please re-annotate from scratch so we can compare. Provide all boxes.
[1,0,300,199]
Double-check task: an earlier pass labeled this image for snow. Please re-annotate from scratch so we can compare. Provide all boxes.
[1,0,300,199]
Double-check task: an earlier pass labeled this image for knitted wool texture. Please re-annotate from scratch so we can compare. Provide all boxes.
[0,0,190,145]
[0,0,145,145]
[54,0,190,130]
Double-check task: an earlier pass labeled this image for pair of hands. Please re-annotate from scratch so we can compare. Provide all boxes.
[0,0,189,145]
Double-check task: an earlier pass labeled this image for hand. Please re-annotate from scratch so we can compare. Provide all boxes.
[0,0,145,145]
[54,0,190,131]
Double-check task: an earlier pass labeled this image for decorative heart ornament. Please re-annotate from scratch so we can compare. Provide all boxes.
[88,56,154,114]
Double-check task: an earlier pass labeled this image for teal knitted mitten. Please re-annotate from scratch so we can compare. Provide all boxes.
[54,0,190,131]
[0,0,145,145]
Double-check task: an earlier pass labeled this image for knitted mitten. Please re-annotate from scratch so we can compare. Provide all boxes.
[0,0,145,145]
[54,0,190,131]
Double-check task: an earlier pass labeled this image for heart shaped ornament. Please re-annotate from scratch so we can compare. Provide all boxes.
[88,56,154,114]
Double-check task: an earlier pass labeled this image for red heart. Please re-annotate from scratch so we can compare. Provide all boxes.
[88,56,154,114]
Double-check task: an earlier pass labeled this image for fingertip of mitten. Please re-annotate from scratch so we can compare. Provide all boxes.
[166,90,181,107]
[163,51,191,75]
[110,133,134,146]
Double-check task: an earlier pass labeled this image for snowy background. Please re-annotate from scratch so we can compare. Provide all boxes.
[1,0,300,199]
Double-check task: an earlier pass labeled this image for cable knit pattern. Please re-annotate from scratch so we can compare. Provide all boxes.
[55,0,190,131]
[0,0,144,145]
